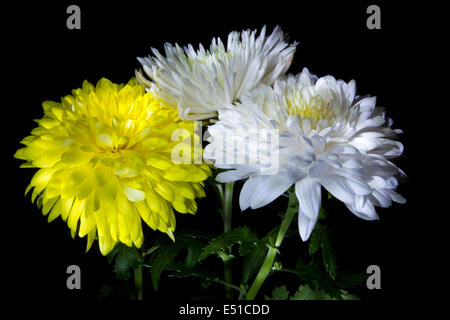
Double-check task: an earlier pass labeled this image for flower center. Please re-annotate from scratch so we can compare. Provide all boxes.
[93,130,134,157]
[285,96,335,123]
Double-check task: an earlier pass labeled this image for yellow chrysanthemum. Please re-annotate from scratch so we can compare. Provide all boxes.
[15,78,211,255]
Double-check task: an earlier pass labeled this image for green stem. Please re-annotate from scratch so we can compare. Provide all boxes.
[134,265,143,300]
[223,182,234,233]
[223,181,235,299]
[238,289,246,300]
[245,192,297,300]
[207,177,224,214]
[245,246,278,300]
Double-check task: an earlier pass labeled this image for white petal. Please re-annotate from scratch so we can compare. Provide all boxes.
[137,26,296,120]
[358,96,376,113]
[295,179,321,220]
[239,175,260,211]
[288,154,314,168]
[216,168,253,183]
[308,160,330,179]
[371,190,392,208]
[249,174,293,209]
[320,174,355,204]
[298,210,318,241]
[346,198,379,220]
[385,189,406,204]
[351,136,380,151]
[286,167,307,181]
[337,173,372,195]
[310,135,326,153]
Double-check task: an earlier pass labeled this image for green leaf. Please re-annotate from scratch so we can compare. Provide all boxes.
[334,272,367,288]
[318,206,328,220]
[165,264,220,282]
[264,283,359,301]
[265,285,290,300]
[340,291,359,300]
[200,280,212,289]
[308,231,320,256]
[280,257,365,299]
[98,282,135,300]
[165,264,242,293]
[107,244,142,279]
[143,244,161,257]
[175,229,215,242]
[290,258,342,299]
[198,226,259,261]
[184,240,203,268]
[308,223,337,280]
[291,284,334,300]
[147,234,206,290]
[150,244,181,290]
[290,284,358,300]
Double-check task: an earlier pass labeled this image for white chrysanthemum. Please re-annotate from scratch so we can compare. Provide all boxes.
[136,26,297,120]
[204,68,406,240]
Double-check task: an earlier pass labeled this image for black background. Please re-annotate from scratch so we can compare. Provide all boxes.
[1,0,435,315]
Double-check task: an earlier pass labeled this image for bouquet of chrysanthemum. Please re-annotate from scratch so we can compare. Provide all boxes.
[14,26,405,300]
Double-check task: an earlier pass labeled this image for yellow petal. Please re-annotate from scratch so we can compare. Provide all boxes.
[96,133,113,149]
[47,199,62,222]
[172,194,188,214]
[79,194,96,237]
[77,178,94,200]
[98,233,116,256]
[85,229,96,252]
[61,197,74,221]
[100,177,117,201]
[124,186,146,202]
[68,199,85,238]
[61,149,90,165]
[42,195,59,216]
[154,182,174,202]
[93,165,109,187]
